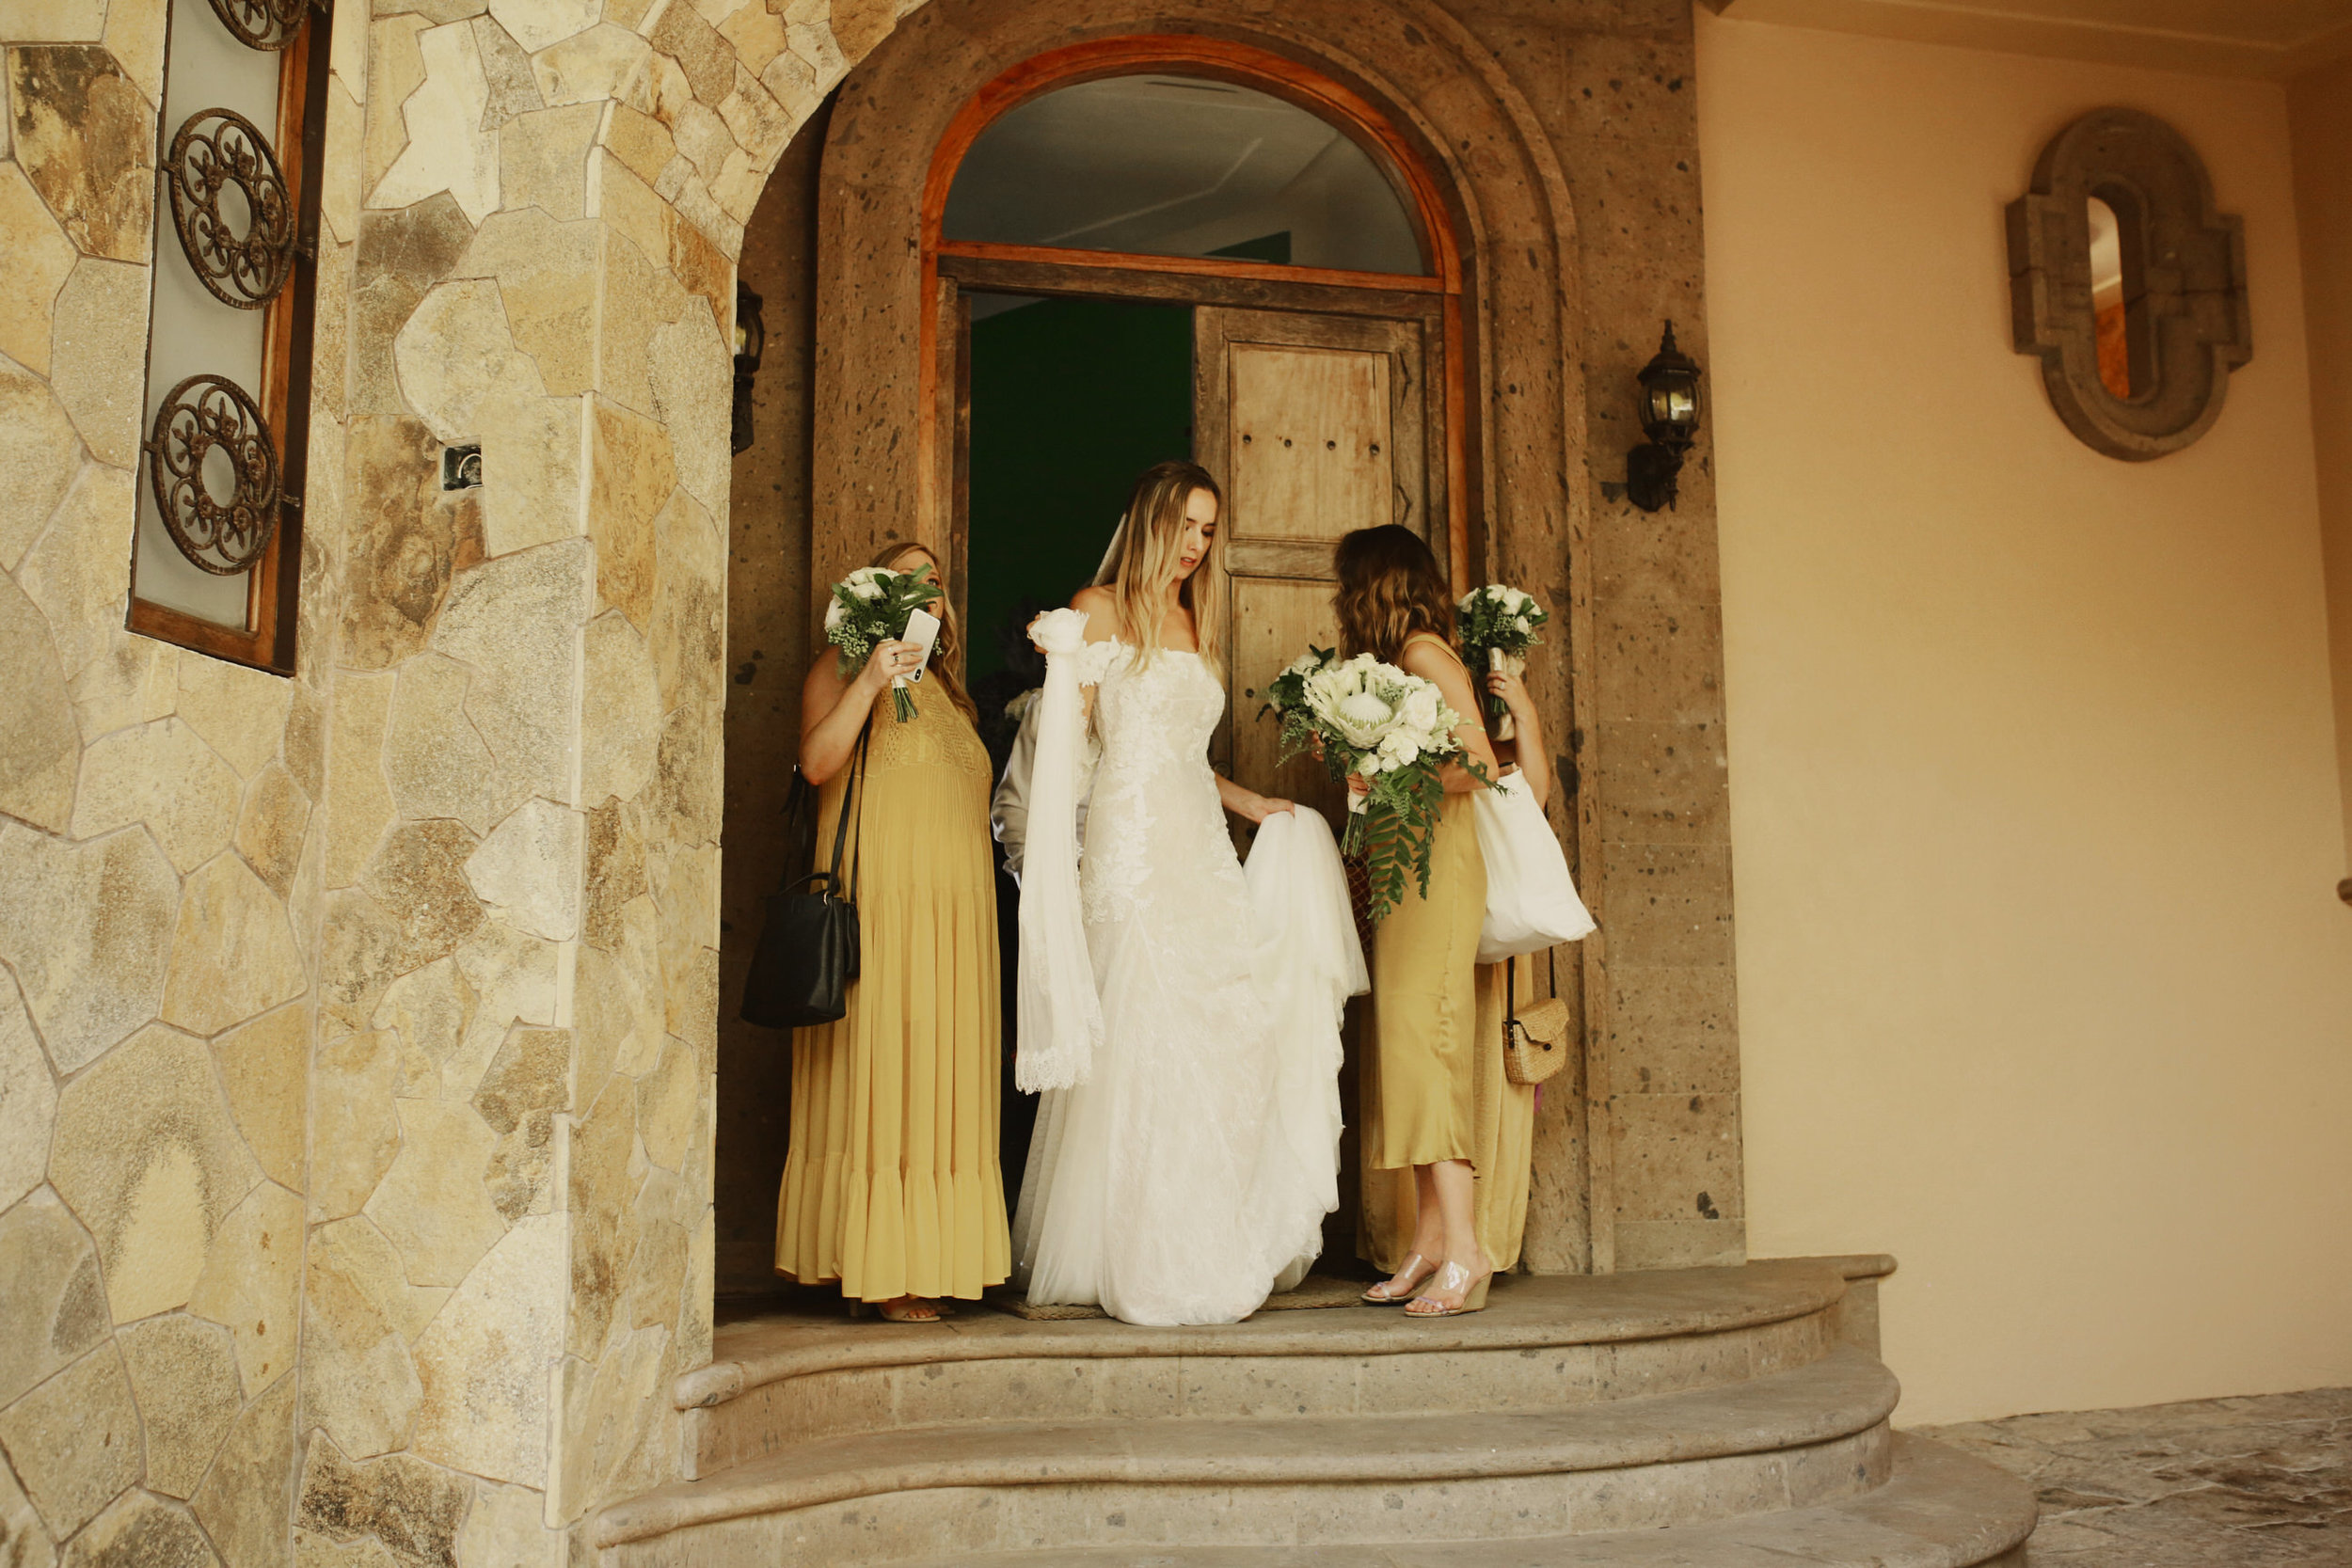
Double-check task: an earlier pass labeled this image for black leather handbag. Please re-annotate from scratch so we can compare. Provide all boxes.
[739,733,866,1029]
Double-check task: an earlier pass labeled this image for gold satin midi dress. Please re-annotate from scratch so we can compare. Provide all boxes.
[1359,633,1537,1276]
[774,683,1010,1302]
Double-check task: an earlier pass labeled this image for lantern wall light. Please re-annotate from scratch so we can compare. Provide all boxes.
[731,281,765,455]
[1622,321,1703,513]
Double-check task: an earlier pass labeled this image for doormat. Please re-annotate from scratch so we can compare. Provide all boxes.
[986,1274,1367,1321]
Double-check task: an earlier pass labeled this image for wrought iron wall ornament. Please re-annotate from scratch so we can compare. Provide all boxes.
[143,374,282,574]
[165,109,295,309]
[2007,108,2251,461]
[204,0,310,50]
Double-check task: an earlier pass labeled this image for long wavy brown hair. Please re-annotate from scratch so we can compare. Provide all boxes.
[1093,459,1227,673]
[866,541,978,725]
[1334,525,1454,664]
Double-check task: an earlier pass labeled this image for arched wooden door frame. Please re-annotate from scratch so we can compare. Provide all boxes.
[913,36,1472,593]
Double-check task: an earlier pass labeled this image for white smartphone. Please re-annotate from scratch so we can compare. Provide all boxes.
[900,608,942,682]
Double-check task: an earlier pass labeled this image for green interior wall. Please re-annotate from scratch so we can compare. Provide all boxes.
[964,293,1195,686]
[962,237,1292,688]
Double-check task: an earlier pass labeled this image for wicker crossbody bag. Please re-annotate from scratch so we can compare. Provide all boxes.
[1502,956,1572,1087]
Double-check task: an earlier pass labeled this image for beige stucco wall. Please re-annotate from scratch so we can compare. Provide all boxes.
[1697,9,2352,1427]
[2287,55,2352,866]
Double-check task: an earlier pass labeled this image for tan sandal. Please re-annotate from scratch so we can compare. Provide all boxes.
[1362,1253,1438,1305]
[854,1295,944,1323]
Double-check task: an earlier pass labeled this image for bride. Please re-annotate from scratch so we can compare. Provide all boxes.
[1009,459,1363,1325]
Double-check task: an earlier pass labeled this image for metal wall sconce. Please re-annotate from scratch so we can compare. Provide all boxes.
[1623,321,1703,513]
[731,281,765,455]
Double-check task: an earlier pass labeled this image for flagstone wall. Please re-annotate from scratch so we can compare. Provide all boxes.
[281,0,859,1548]
[0,0,862,1554]
[0,0,360,1556]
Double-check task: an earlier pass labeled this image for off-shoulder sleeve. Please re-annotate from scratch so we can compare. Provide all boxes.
[1073,638,1119,687]
[1014,610,1105,1091]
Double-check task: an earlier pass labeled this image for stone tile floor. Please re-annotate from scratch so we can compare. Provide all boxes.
[1918,1387,2352,1564]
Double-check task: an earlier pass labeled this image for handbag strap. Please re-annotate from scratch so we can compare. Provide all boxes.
[774,769,817,894]
[844,724,870,902]
[820,723,870,894]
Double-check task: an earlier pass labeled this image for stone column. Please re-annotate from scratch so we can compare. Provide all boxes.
[1449,0,1744,1273]
[292,0,848,1554]
[1554,4,1744,1272]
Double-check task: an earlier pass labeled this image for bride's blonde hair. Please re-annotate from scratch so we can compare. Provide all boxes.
[1092,459,1227,673]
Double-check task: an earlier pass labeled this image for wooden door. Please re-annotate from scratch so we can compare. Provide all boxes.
[1195,309,1442,823]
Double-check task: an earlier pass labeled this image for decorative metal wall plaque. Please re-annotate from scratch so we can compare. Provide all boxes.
[2007,108,2250,461]
[203,0,310,50]
[165,109,295,309]
[143,373,283,574]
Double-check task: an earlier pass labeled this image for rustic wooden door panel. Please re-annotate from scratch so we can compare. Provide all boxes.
[1195,307,1438,818]
[1231,576,1347,816]
[1228,342,1393,545]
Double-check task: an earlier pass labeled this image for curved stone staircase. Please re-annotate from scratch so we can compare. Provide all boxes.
[590,1258,2035,1565]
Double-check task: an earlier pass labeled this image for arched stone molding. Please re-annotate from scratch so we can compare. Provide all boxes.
[803,0,1587,602]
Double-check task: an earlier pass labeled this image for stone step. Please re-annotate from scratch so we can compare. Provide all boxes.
[595,1346,1900,1561]
[866,1434,2036,1568]
[683,1261,1861,1478]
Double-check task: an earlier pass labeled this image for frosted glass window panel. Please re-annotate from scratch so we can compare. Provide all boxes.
[945,75,1426,276]
[132,0,284,626]
[163,0,281,129]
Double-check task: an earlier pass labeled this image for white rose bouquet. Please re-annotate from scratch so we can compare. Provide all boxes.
[823,562,943,721]
[1456,583,1548,738]
[1263,648,1470,923]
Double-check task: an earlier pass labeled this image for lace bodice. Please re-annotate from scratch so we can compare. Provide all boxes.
[1078,641,1240,927]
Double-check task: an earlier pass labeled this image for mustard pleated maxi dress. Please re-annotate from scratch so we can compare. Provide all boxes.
[1358,632,1536,1276]
[774,683,1010,1302]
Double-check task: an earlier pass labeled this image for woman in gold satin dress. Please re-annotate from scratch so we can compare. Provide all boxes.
[1335,526,1527,1319]
[775,543,1009,1323]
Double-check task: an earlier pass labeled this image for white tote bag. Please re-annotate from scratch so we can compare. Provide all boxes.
[1473,769,1596,963]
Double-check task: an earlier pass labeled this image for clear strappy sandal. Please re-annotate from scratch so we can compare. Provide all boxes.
[1405,1259,1492,1318]
[1362,1253,1438,1305]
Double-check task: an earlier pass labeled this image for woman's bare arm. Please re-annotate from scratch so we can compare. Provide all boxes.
[800,642,904,784]
[1070,583,1119,643]
[1062,583,1122,727]
[1399,640,1500,794]
[1216,771,1294,822]
[1487,665,1551,806]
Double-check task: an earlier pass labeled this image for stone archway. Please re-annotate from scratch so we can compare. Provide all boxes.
[760,0,1747,1298]
[711,0,1624,1308]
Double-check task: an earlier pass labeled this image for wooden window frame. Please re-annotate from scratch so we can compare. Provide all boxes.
[916,35,1473,602]
[128,0,333,674]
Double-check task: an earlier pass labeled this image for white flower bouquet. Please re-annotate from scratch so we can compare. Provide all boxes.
[1263,648,1470,923]
[823,562,942,721]
[1456,583,1548,738]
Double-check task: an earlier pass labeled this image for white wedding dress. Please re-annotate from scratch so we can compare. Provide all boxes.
[1009,633,1363,1325]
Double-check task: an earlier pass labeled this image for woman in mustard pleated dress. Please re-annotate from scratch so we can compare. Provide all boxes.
[776,542,1009,1323]
[1335,526,1526,1319]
